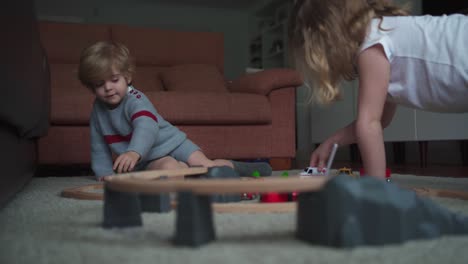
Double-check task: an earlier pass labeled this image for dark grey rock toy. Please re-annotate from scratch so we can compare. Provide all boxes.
[297,175,468,247]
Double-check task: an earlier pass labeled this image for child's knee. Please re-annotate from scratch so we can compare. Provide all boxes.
[147,156,183,170]
[187,151,213,167]
[213,159,233,168]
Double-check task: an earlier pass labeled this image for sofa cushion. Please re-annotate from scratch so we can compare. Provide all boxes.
[139,91,271,125]
[160,64,228,93]
[132,66,165,92]
[51,87,270,126]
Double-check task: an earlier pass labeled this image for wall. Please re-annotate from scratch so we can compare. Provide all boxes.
[34,0,250,79]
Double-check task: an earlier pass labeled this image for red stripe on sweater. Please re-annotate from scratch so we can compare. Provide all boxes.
[104,133,132,144]
[131,111,158,122]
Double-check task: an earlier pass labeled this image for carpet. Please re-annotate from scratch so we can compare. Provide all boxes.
[1,172,468,264]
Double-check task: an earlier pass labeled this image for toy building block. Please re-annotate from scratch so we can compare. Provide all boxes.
[102,186,142,228]
[300,166,327,176]
[301,144,338,177]
[296,175,468,247]
[251,170,261,178]
[336,167,359,179]
[139,176,171,213]
[198,166,241,203]
[260,192,289,203]
[241,192,259,200]
[289,191,299,201]
[174,191,215,247]
[241,170,262,200]
[257,170,289,203]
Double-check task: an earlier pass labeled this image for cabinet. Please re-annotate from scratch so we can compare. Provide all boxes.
[307,81,468,167]
[248,0,291,70]
[309,81,359,144]
[309,82,468,144]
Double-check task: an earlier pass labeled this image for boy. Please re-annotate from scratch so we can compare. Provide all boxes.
[78,41,272,180]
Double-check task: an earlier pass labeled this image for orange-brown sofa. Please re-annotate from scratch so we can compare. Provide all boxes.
[37,21,302,172]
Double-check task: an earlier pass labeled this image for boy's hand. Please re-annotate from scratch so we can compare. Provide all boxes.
[113,151,141,174]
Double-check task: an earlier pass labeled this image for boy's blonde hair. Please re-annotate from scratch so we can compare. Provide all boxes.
[288,0,408,105]
[78,41,135,89]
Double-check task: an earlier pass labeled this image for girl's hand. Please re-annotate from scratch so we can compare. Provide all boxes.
[309,142,334,170]
[113,151,141,174]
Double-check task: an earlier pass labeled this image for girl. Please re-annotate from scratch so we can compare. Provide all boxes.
[288,0,467,179]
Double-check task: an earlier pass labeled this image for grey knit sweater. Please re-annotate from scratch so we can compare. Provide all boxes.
[90,86,186,177]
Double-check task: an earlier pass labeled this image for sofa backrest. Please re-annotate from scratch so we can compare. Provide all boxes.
[110,24,224,72]
[39,22,112,126]
[38,21,226,126]
[110,24,225,94]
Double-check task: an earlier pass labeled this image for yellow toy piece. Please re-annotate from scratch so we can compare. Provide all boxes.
[338,167,359,179]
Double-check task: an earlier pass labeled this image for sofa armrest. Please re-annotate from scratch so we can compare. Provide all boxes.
[227,68,303,96]
[1,5,50,139]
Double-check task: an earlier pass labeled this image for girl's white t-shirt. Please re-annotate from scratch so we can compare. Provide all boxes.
[359,15,468,113]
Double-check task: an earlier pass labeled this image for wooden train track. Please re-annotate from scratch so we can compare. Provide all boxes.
[61,167,468,214]
[105,175,328,194]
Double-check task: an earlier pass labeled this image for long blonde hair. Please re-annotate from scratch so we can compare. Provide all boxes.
[288,0,409,105]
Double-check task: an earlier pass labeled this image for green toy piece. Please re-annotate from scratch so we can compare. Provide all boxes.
[251,170,261,178]
[281,171,289,177]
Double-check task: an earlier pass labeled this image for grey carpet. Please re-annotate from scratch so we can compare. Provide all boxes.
[1,172,468,264]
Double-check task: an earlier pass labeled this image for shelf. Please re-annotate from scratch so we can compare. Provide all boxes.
[261,20,286,35]
[248,0,290,70]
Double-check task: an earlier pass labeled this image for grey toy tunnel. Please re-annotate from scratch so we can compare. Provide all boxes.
[103,176,172,228]
[102,186,142,228]
[174,191,216,247]
[139,176,172,213]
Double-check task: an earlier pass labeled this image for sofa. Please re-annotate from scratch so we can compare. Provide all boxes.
[37,21,302,173]
[0,0,50,207]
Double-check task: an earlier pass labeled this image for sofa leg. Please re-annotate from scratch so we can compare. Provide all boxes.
[269,158,292,170]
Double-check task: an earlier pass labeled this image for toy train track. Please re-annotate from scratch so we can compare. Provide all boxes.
[105,174,328,194]
[61,167,322,213]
